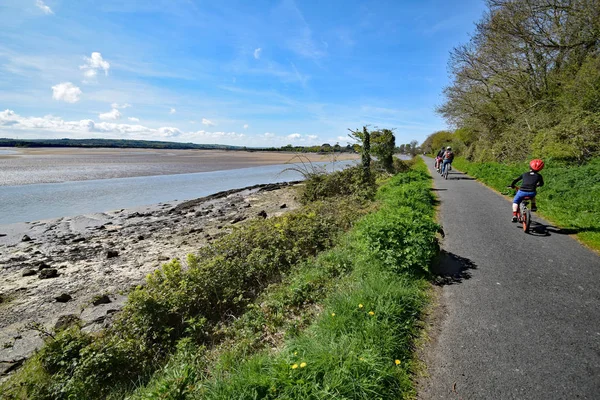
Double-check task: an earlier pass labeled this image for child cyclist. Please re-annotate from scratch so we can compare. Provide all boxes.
[510,159,544,222]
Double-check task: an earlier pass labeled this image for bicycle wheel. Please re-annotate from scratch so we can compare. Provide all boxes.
[443,165,448,179]
[521,203,531,233]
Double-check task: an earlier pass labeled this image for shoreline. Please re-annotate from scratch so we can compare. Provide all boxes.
[0,181,302,377]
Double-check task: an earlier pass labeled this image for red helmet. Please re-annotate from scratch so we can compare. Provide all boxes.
[530,159,544,171]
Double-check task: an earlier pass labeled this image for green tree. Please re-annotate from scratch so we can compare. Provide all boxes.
[371,128,396,172]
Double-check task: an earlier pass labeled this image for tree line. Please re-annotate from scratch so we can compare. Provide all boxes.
[435,0,600,163]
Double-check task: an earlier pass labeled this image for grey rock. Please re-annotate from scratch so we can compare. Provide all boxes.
[37,262,51,270]
[55,293,72,303]
[22,269,37,277]
[92,294,111,306]
[258,210,268,218]
[39,269,58,279]
[106,250,119,259]
[280,203,287,209]
[21,235,32,242]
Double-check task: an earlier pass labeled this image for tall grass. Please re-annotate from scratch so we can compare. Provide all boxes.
[453,157,600,251]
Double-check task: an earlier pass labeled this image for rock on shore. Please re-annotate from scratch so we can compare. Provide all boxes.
[0,182,300,378]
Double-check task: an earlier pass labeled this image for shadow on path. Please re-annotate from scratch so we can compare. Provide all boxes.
[431,250,478,286]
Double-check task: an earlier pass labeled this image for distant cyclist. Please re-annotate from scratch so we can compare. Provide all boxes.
[441,146,454,175]
[435,147,445,171]
[510,159,544,222]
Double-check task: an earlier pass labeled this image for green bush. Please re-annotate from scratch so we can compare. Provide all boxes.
[300,165,375,204]
[355,209,439,274]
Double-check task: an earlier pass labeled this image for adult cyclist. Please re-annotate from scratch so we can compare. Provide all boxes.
[434,147,445,172]
[441,146,454,176]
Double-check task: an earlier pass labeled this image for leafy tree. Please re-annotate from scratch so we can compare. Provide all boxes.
[371,128,396,172]
[438,0,600,163]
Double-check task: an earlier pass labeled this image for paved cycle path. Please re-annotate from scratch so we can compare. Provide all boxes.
[419,158,600,399]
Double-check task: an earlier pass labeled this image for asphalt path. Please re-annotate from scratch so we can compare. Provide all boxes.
[419,157,600,399]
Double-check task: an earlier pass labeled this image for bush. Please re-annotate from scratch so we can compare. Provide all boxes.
[300,165,375,204]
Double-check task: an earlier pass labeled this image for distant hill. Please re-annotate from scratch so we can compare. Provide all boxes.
[0,138,357,153]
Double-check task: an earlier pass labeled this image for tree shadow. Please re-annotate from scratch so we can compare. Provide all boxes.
[450,176,475,181]
[431,250,478,286]
[532,223,600,236]
[430,188,447,191]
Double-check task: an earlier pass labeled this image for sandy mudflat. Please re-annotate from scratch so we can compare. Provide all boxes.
[0,148,358,186]
[0,181,302,378]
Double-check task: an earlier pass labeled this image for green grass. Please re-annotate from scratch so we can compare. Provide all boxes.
[130,158,439,399]
[453,157,600,251]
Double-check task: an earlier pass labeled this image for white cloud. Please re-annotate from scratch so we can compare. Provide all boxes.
[243,124,249,129]
[36,0,54,15]
[287,133,301,139]
[307,135,318,140]
[0,109,245,143]
[99,108,122,120]
[253,48,262,59]
[169,108,176,114]
[111,103,131,109]
[83,69,97,78]
[263,132,275,138]
[157,127,182,137]
[51,82,82,103]
[128,117,140,122]
[80,52,110,77]
[202,118,215,126]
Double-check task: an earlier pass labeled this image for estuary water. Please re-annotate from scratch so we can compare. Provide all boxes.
[0,161,355,225]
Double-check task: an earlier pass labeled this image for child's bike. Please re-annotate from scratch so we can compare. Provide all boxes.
[509,186,532,233]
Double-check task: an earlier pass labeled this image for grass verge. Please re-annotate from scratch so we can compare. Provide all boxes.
[453,157,600,251]
[130,158,439,399]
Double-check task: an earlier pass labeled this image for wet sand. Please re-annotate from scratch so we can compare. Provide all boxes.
[0,148,358,186]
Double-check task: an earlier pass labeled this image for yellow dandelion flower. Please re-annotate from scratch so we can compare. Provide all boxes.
[395,359,401,365]
[331,312,336,317]
[291,364,298,369]
[358,304,363,308]
[294,351,298,356]
[368,311,375,316]
[359,357,365,361]
[300,362,307,368]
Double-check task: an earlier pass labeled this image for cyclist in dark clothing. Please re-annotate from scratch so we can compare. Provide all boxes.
[435,147,445,171]
[510,159,544,222]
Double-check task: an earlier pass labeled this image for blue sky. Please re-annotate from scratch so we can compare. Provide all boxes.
[0,0,486,147]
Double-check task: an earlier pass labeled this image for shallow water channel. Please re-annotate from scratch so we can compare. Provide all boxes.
[0,161,355,224]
